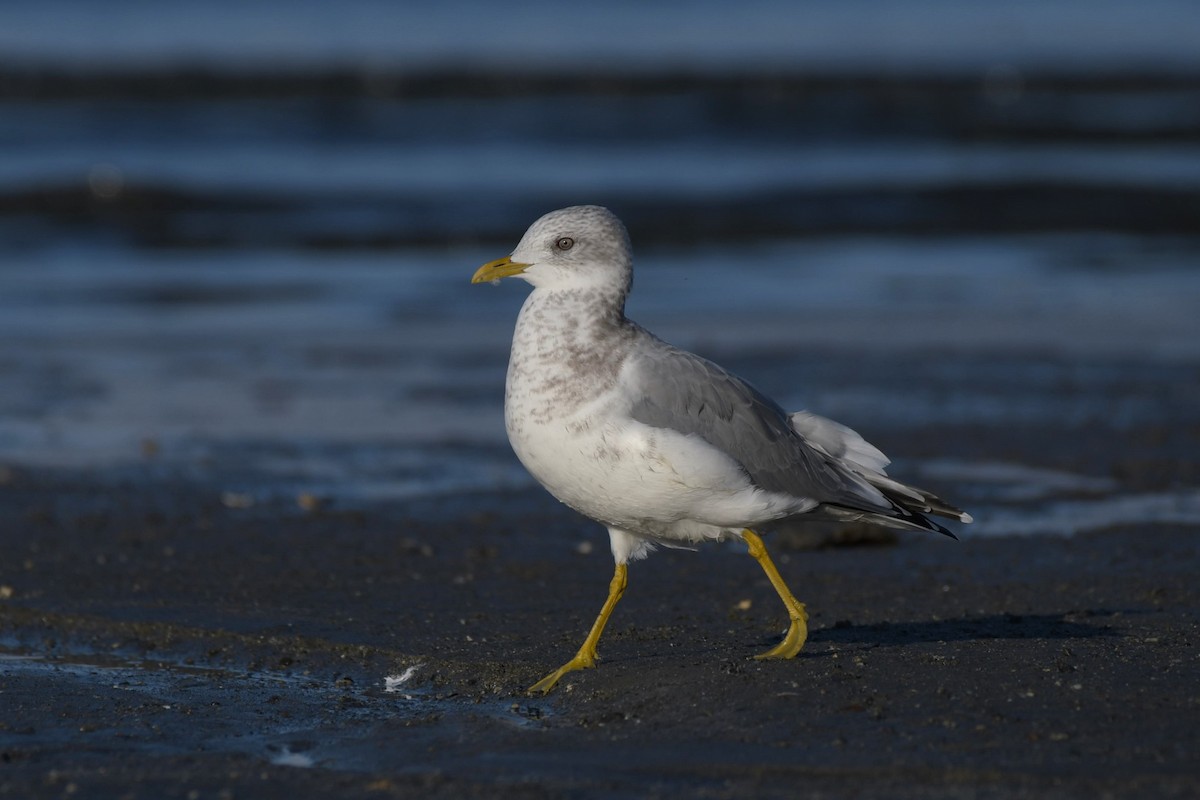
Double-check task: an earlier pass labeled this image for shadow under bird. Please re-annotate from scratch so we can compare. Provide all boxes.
[472,205,971,694]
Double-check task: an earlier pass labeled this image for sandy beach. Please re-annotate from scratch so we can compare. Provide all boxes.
[2,424,1197,798]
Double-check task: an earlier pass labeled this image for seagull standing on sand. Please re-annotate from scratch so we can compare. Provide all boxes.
[473,205,971,694]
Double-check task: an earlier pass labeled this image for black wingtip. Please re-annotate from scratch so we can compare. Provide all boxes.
[925,518,958,540]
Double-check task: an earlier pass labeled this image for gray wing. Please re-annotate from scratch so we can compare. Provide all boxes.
[626,337,892,513]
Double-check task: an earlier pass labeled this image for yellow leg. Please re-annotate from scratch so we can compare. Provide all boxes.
[741,529,809,659]
[528,562,628,694]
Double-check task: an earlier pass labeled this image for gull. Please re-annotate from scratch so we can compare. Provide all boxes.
[472,205,971,694]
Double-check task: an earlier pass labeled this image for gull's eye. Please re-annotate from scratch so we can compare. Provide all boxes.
[555,237,575,251]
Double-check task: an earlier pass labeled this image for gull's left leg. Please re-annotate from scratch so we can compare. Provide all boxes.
[528,561,627,694]
[741,528,809,659]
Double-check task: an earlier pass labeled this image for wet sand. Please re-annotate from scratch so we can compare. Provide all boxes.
[1,455,1197,799]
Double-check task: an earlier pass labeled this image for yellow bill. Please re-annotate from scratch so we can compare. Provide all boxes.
[472,256,532,284]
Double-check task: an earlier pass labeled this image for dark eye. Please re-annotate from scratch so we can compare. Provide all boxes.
[555,237,574,251]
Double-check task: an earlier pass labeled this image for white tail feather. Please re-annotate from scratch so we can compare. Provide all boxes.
[789,410,971,525]
[789,411,890,474]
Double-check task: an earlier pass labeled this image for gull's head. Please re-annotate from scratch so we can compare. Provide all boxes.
[472,205,632,294]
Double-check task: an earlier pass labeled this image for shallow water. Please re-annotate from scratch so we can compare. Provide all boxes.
[1,2,1198,539]
[3,0,1199,71]
[0,648,539,773]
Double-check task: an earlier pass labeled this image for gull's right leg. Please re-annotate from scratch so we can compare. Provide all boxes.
[741,528,809,659]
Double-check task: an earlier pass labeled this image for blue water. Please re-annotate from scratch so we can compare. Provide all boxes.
[1,1,1198,535]
[2,1,1199,71]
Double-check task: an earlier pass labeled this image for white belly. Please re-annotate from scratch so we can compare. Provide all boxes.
[505,392,809,542]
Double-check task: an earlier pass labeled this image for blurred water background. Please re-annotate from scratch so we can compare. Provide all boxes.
[1,0,1198,534]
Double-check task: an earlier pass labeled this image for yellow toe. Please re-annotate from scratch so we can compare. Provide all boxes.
[527,653,595,695]
[754,608,809,660]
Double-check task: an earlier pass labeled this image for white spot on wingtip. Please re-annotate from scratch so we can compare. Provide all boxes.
[960,512,975,523]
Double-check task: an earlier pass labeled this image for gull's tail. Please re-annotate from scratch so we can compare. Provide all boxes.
[789,410,972,539]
